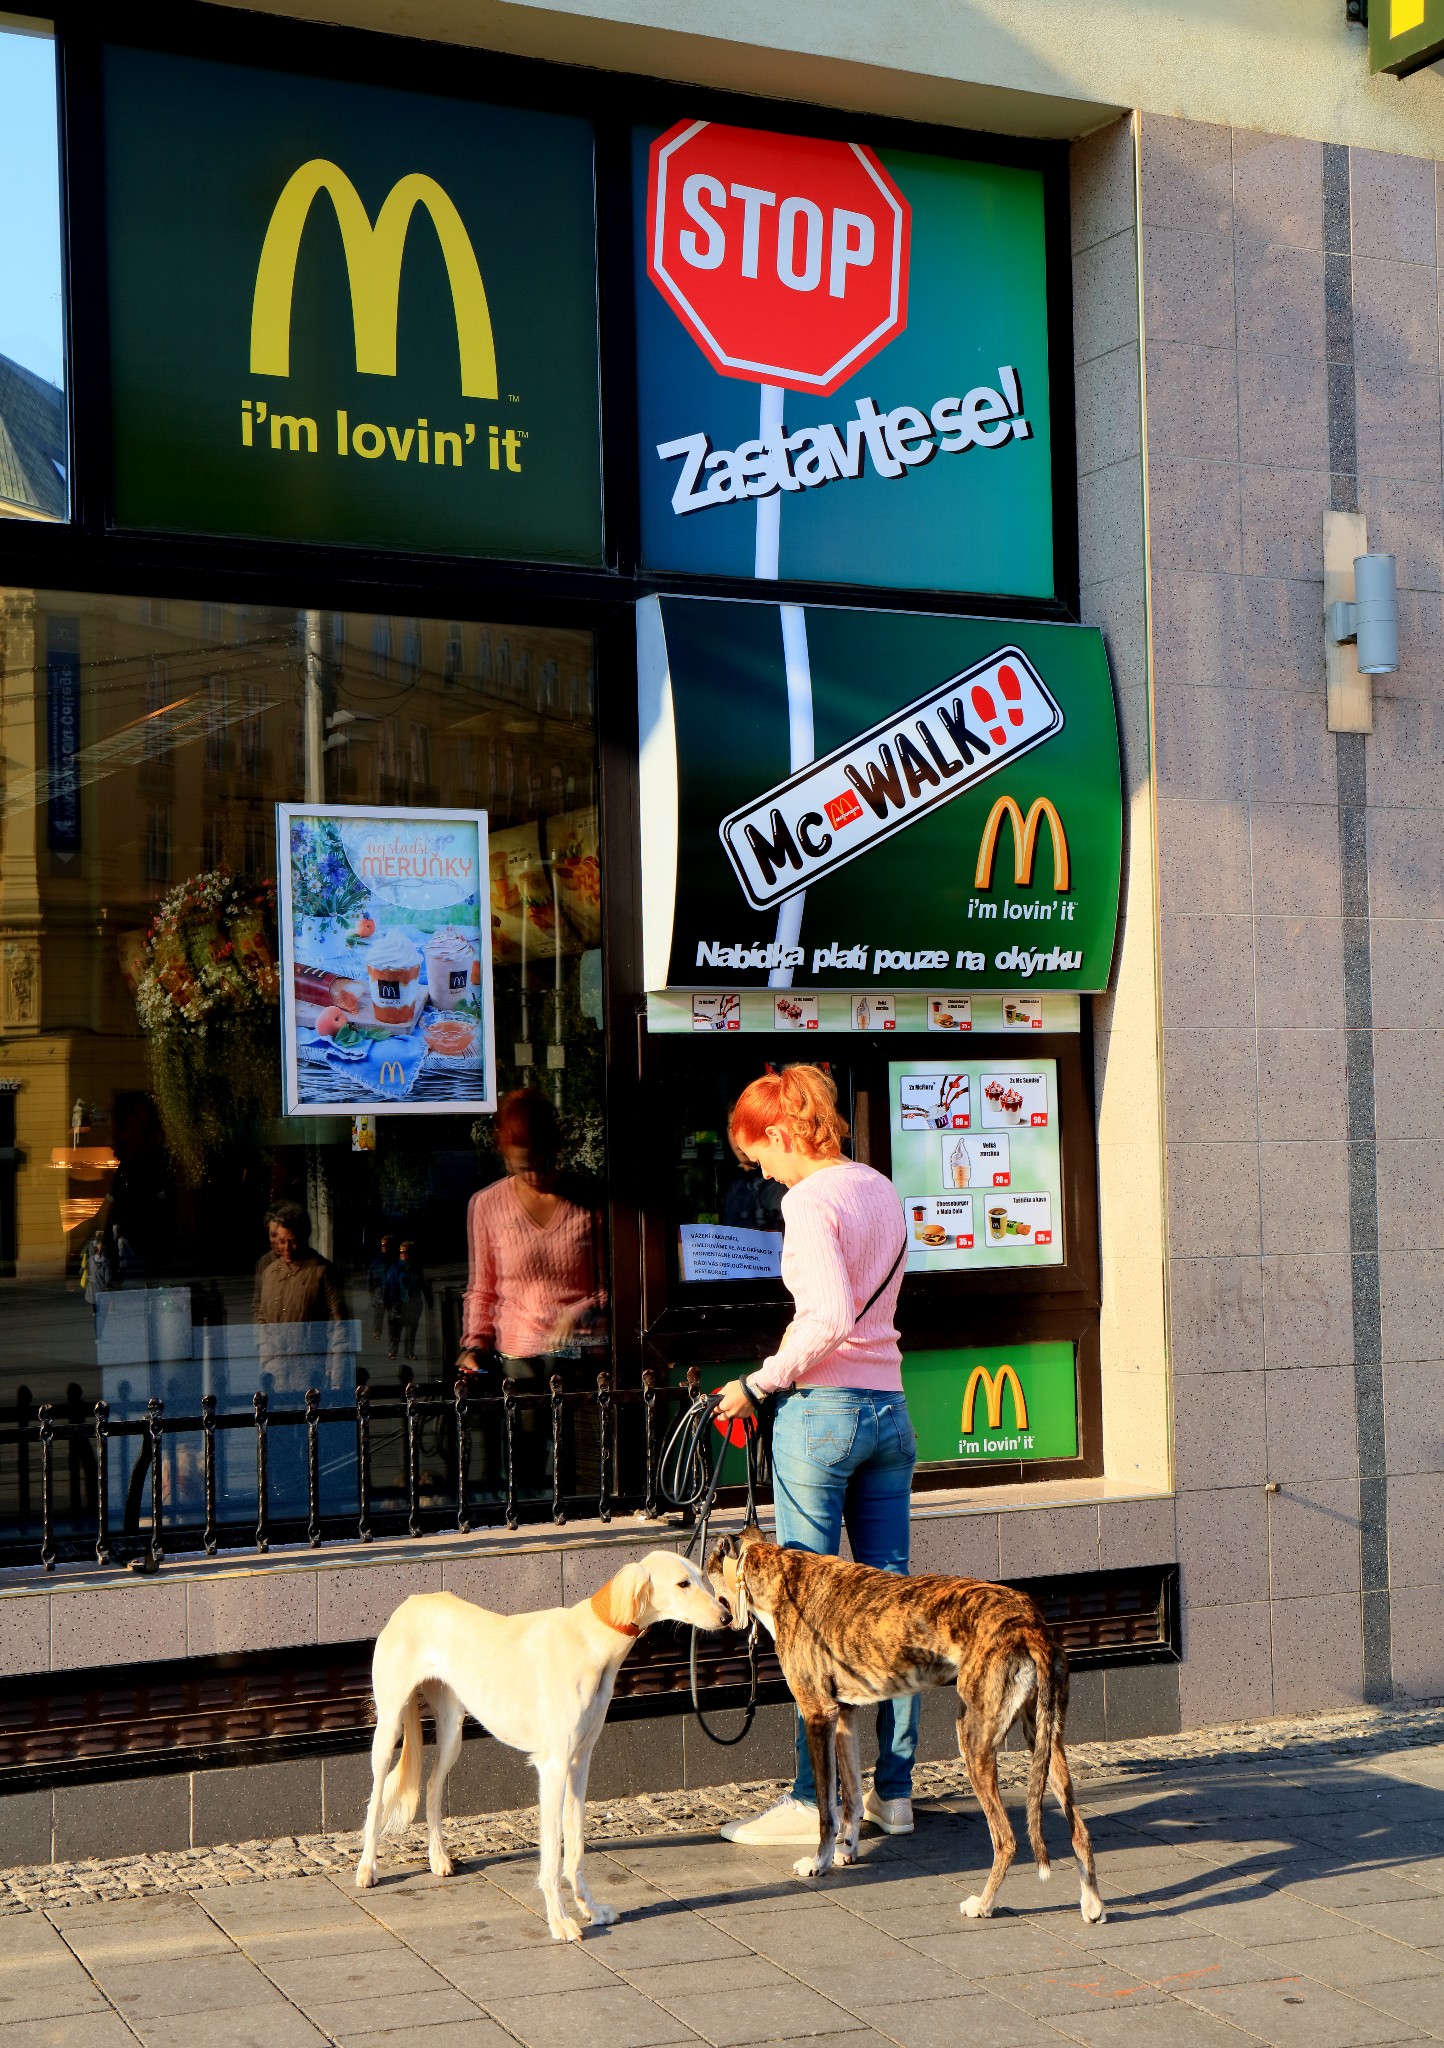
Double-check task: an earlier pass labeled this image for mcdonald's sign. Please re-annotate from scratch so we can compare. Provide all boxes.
[379,1061,405,1089]
[104,48,602,559]
[250,161,498,400]
[974,796,1069,892]
[961,1363,1028,1435]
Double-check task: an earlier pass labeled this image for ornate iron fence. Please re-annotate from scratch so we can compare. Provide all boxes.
[0,1368,730,1572]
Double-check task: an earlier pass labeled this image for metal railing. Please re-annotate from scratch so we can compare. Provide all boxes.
[0,1368,738,1573]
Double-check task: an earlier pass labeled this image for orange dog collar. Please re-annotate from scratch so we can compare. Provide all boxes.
[590,1583,642,1637]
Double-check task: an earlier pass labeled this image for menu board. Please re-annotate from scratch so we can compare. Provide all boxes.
[889,1058,1062,1271]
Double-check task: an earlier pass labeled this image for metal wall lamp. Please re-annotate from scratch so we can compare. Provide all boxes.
[1324,510,1399,732]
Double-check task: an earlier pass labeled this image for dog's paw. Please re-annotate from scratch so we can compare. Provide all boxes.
[548,1914,585,1944]
[585,1899,618,1926]
[354,1861,376,1891]
[960,1895,993,1919]
[1038,1863,1051,1882]
[1080,1891,1107,1924]
[837,1837,860,1866]
[792,1853,832,1879]
[428,1848,455,1879]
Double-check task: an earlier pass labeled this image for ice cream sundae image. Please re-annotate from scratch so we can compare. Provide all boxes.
[365,930,423,1026]
[1001,1086,1026,1125]
[423,925,476,1011]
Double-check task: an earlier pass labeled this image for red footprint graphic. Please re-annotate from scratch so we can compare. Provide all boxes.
[970,664,1027,747]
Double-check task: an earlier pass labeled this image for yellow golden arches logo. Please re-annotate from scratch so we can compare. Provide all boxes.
[250,160,499,400]
[379,1061,404,1087]
[974,795,1070,892]
[960,1364,1028,1435]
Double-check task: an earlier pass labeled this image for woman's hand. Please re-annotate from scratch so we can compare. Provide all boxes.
[715,1377,757,1422]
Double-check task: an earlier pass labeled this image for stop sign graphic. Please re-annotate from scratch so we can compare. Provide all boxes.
[647,120,911,396]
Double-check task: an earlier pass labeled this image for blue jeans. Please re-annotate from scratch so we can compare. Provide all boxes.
[769,1386,920,1805]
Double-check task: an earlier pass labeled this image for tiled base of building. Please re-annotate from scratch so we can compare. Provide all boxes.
[0,1664,1180,1870]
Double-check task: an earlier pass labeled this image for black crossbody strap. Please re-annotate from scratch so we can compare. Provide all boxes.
[856,1229,908,1325]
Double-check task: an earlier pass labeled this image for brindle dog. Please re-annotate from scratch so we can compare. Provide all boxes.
[706,1527,1104,1922]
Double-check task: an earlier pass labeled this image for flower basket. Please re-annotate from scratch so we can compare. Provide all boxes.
[133,871,281,1182]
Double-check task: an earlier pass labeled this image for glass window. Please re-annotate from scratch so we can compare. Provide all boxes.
[0,18,65,523]
[0,593,604,1548]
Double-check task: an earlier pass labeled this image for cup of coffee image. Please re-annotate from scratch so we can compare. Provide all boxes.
[1003,1002,1018,1024]
[365,931,423,1026]
[423,926,475,1012]
[988,1205,1008,1241]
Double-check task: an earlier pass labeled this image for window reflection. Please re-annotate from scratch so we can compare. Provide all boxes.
[0,18,65,522]
[0,594,604,1541]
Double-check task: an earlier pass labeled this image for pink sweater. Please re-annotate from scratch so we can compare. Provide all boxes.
[749,1160,907,1396]
[462,1179,606,1359]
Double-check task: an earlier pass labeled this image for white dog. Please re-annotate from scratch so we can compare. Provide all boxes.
[355,1553,728,1940]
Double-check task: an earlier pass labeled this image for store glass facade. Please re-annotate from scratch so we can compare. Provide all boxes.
[0,19,66,522]
[0,589,602,1538]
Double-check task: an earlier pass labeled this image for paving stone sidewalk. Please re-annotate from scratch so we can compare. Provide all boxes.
[4,1705,1444,2047]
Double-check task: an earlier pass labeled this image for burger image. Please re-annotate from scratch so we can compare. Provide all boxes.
[921,1223,948,1246]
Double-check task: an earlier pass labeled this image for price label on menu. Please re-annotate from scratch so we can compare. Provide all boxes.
[927,995,972,1032]
[937,1133,1010,1192]
[852,995,896,1031]
[693,994,740,1031]
[980,1071,1049,1129]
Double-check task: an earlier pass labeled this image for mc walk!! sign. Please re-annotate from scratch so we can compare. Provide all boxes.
[103,49,602,560]
[634,117,1053,595]
[639,597,1122,993]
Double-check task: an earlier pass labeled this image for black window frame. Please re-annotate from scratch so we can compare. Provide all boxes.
[1,0,1095,1477]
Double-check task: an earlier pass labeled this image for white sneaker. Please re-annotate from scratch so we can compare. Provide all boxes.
[864,1789,915,1834]
[720,1795,821,1845]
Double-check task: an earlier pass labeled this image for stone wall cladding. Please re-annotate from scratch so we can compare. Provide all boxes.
[1136,114,1444,1717]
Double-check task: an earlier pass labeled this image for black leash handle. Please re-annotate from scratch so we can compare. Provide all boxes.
[659,1387,763,1745]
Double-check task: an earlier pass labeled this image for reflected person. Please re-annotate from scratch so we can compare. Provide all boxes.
[457,1089,607,1496]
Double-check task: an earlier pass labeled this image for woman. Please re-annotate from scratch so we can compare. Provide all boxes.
[457,1089,607,1495]
[713,1063,917,1845]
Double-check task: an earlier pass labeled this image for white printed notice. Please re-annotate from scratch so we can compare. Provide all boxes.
[928,996,973,1031]
[692,993,741,1031]
[899,1073,971,1130]
[980,1071,1050,1128]
[679,1225,784,1282]
[938,1133,1010,1191]
[904,1195,975,1253]
[981,1192,1053,1249]
[773,993,820,1030]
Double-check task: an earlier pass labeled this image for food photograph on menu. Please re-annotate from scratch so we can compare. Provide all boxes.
[890,1057,1063,1271]
[277,805,496,1116]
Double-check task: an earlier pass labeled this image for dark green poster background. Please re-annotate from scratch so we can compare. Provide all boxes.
[104,49,602,560]
[642,598,1122,992]
[633,130,1053,596]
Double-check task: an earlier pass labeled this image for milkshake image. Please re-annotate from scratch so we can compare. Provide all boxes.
[950,1138,970,1188]
[423,926,475,1012]
[365,930,423,1026]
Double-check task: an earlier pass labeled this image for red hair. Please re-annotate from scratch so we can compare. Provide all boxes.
[495,1087,560,1161]
[729,1064,848,1160]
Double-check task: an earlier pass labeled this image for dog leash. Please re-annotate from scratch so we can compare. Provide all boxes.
[659,1390,762,1746]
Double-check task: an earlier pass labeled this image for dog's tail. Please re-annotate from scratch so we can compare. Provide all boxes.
[380,1689,424,1835]
[1025,1637,1061,1879]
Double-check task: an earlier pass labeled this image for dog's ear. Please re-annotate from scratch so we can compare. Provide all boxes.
[608,1560,649,1630]
[739,1523,765,1551]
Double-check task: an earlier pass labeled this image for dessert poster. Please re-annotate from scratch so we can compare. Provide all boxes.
[277,804,495,1116]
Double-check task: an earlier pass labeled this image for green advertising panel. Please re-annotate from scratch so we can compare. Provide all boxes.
[103,49,602,560]
[639,597,1122,991]
[699,1342,1077,1476]
[634,121,1053,594]
[1370,0,1444,74]
[904,1343,1078,1464]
